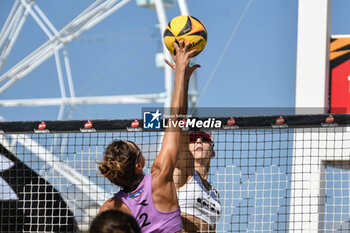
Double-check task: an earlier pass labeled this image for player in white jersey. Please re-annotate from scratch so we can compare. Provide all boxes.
[174,130,222,232]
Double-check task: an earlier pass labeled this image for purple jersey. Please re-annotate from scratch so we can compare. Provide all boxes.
[115,174,183,233]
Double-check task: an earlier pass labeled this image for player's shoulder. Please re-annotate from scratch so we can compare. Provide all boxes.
[99,196,132,215]
[101,196,117,208]
[100,196,122,210]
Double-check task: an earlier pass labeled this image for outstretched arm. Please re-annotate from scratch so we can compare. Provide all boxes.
[172,76,194,189]
[164,48,200,189]
[152,40,199,183]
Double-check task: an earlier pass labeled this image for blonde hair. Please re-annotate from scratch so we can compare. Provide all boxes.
[99,140,138,190]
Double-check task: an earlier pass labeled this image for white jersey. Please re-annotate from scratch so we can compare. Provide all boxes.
[177,171,222,227]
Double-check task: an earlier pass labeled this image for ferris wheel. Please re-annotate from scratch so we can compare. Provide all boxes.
[0,0,198,121]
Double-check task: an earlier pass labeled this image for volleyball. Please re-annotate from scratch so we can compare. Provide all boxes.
[163,15,207,57]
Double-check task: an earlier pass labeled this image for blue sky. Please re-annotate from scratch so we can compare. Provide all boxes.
[0,0,349,121]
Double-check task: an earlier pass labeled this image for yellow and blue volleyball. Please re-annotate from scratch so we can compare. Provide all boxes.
[163,15,207,57]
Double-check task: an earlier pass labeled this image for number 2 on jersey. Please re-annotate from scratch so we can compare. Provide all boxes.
[139,213,151,227]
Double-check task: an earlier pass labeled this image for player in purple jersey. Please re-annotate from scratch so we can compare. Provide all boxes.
[97,40,200,233]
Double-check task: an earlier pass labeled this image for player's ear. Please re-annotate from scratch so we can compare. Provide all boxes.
[135,162,142,170]
[135,163,142,176]
[135,154,145,171]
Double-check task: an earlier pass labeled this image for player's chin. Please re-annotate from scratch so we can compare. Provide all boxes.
[193,152,210,160]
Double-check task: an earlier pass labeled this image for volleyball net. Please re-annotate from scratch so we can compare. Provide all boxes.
[0,114,350,232]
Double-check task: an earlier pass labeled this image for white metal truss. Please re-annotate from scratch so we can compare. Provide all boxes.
[0,0,31,71]
[0,0,135,109]
[0,0,198,114]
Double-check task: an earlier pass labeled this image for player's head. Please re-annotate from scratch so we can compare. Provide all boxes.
[89,209,141,233]
[189,131,215,160]
[99,140,145,190]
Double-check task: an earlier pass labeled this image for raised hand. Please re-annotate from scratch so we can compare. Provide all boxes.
[164,40,201,81]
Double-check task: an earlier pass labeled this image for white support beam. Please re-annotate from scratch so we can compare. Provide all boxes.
[176,0,198,109]
[63,49,75,100]
[0,1,31,70]
[177,0,189,15]
[291,0,332,231]
[295,0,332,114]
[19,0,76,120]
[0,0,21,50]
[20,0,55,38]
[0,93,166,107]
[0,0,23,51]
[154,0,172,113]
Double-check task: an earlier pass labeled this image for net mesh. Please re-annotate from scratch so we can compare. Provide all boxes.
[0,117,350,232]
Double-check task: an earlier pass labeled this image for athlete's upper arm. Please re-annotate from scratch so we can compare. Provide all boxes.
[152,127,181,181]
[173,131,194,189]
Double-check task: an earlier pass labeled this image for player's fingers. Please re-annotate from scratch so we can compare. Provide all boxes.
[173,41,180,53]
[163,58,175,69]
[184,41,191,50]
[187,64,201,77]
[178,39,185,50]
[190,64,201,70]
[188,49,198,57]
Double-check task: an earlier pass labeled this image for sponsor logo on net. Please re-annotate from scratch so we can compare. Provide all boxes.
[34,121,50,133]
[143,109,222,129]
[272,116,288,128]
[321,115,338,127]
[80,120,96,133]
[127,119,142,132]
[223,117,239,129]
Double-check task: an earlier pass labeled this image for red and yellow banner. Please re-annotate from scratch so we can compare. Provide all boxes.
[330,37,350,113]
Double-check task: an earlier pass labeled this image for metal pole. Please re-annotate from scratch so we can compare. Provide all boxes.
[154,0,172,114]
[0,0,21,49]
[177,0,198,113]
[177,0,189,15]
